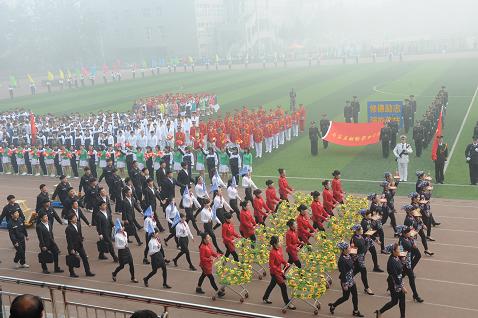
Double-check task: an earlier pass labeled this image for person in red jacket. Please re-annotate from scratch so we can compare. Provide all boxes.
[278,168,293,201]
[239,201,256,242]
[285,219,301,268]
[222,213,240,262]
[322,180,338,216]
[310,191,328,231]
[296,204,315,244]
[253,189,271,225]
[332,170,345,204]
[196,233,225,297]
[265,180,280,212]
[175,127,186,146]
[262,235,295,309]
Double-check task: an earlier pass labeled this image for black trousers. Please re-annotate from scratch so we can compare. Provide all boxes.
[174,237,193,267]
[164,222,178,246]
[382,140,390,158]
[144,252,167,285]
[39,157,47,175]
[13,239,26,265]
[244,188,254,207]
[25,158,32,174]
[69,246,91,274]
[203,222,222,251]
[353,261,369,289]
[229,199,240,220]
[263,274,290,305]
[41,247,59,271]
[435,160,445,183]
[415,140,422,157]
[310,139,318,156]
[332,283,358,311]
[379,277,406,317]
[423,214,433,237]
[368,245,379,269]
[225,247,239,262]
[469,163,478,185]
[143,233,152,259]
[418,229,429,250]
[70,158,79,177]
[411,249,421,270]
[198,273,218,291]
[381,212,397,232]
[99,238,117,260]
[185,207,201,234]
[403,267,419,298]
[113,257,135,279]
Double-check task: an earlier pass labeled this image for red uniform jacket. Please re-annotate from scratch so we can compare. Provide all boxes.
[265,186,280,211]
[322,188,337,213]
[332,178,344,203]
[253,196,270,224]
[296,214,314,244]
[175,131,186,146]
[286,229,300,262]
[311,199,328,228]
[278,176,293,199]
[222,222,240,252]
[239,209,256,238]
[253,128,264,143]
[269,247,287,284]
[199,242,218,275]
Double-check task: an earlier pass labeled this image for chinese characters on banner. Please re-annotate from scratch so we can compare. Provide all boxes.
[367,101,403,128]
[322,122,384,146]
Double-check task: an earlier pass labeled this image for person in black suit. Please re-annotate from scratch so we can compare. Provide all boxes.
[36,199,64,231]
[36,212,64,274]
[84,177,99,211]
[155,161,167,184]
[35,184,50,213]
[129,161,144,201]
[140,168,150,191]
[78,167,92,193]
[434,135,448,184]
[121,188,144,246]
[66,200,90,234]
[65,213,95,277]
[61,187,80,219]
[110,169,124,213]
[177,162,194,195]
[96,201,118,262]
[98,158,115,200]
[51,175,71,205]
[0,195,26,228]
[142,178,165,231]
[9,210,29,268]
[465,136,478,185]
[92,187,113,226]
[160,170,177,212]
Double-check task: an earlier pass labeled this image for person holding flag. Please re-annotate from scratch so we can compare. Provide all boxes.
[200,198,223,253]
[143,228,171,289]
[142,206,155,264]
[431,107,446,183]
[172,213,196,270]
[211,187,232,230]
[227,177,242,220]
[164,199,180,248]
[112,219,138,283]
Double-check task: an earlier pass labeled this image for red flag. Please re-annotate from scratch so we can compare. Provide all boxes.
[431,108,443,161]
[30,113,37,145]
[322,122,384,147]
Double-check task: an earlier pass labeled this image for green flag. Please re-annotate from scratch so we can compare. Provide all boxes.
[9,75,17,87]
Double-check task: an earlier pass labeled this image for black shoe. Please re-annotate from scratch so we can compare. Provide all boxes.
[112,273,117,282]
[394,233,400,238]
[99,254,108,260]
[70,273,79,278]
[143,258,150,265]
[163,240,168,247]
[287,304,296,310]
[138,226,143,230]
[173,259,178,267]
[131,278,138,283]
[127,240,133,243]
[373,267,384,273]
[434,222,441,226]
[374,310,381,317]
[427,236,436,241]
[165,259,171,264]
[143,278,149,287]
[196,287,205,294]
[163,284,172,289]
[414,296,424,303]
[42,270,50,274]
[138,241,143,246]
[364,288,374,295]
[113,257,119,263]
[217,290,225,298]
[424,250,434,256]
[353,311,364,317]
[328,303,335,314]
[54,268,64,273]
[263,298,272,304]
[189,265,197,271]
[159,228,165,233]
[86,272,95,277]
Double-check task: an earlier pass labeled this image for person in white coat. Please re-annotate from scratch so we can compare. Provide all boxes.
[393,135,413,182]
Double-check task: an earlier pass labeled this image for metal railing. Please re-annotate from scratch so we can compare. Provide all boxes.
[0,276,280,318]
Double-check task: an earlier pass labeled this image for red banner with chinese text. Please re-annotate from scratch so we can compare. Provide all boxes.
[322,122,384,146]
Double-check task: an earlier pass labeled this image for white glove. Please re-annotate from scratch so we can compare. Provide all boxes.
[466,157,471,161]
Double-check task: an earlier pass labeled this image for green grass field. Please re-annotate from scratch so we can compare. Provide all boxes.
[1,59,478,199]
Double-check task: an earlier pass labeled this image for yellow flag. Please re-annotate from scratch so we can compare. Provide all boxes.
[27,74,34,83]
[59,69,65,79]
[47,71,54,81]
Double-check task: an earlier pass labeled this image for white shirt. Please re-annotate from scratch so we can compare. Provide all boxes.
[117,134,126,147]
[114,231,128,249]
[137,134,148,148]
[195,183,209,199]
[182,193,200,209]
[144,216,157,232]
[72,223,78,232]
[213,195,231,211]
[148,237,162,256]
[227,186,241,201]
[212,174,227,188]
[175,221,193,238]
[42,221,50,232]
[165,204,180,223]
[393,143,413,163]
[242,175,258,190]
[147,134,158,147]
[200,207,221,224]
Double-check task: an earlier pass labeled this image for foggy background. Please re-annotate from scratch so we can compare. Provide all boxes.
[1,0,477,73]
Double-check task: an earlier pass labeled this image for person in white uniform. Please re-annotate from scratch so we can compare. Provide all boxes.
[393,135,413,182]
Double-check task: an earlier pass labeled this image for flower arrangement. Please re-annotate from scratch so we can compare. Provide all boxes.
[214,256,253,286]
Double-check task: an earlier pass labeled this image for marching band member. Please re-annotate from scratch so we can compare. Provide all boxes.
[350,224,375,295]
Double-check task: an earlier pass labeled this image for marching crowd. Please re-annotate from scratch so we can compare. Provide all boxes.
[0,153,439,317]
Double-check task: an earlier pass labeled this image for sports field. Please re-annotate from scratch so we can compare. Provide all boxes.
[1,58,478,199]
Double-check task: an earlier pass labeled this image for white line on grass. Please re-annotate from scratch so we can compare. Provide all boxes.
[444,84,478,172]
[372,84,472,98]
